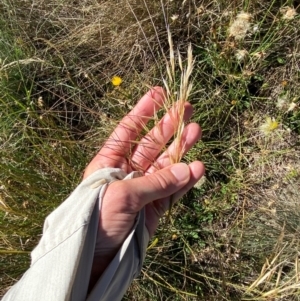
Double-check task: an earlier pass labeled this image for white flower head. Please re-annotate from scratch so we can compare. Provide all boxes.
[280,6,297,20]
[276,94,297,112]
[288,102,297,112]
[229,12,252,40]
[276,94,288,110]
[171,14,179,22]
[235,49,248,61]
[252,24,259,33]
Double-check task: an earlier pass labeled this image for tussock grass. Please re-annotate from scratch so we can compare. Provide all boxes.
[1,0,300,299]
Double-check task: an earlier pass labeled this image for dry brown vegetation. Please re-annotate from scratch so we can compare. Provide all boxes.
[1,0,300,300]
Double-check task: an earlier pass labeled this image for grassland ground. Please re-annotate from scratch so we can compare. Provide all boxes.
[0,0,300,300]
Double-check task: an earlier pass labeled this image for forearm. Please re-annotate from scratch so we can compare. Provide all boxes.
[3,169,149,301]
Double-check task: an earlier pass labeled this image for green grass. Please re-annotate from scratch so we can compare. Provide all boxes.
[1,0,300,299]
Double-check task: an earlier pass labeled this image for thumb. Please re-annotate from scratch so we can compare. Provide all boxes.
[125,163,190,210]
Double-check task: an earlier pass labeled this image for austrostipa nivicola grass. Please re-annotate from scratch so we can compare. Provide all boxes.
[160,27,194,226]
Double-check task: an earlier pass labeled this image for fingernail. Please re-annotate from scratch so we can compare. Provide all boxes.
[170,163,190,184]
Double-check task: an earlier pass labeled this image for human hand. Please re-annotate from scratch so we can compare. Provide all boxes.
[84,87,205,285]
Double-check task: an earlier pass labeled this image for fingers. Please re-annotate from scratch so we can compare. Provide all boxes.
[147,122,202,173]
[114,163,191,211]
[84,87,165,176]
[100,87,165,158]
[145,161,205,237]
[172,161,205,200]
[130,103,193,171]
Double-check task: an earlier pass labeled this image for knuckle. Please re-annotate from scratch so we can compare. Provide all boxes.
[150,172,171,191]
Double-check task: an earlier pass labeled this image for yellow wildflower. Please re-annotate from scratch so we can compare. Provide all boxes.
[259,117,279,135]
[172,234,178,240]
[111,76,123,86]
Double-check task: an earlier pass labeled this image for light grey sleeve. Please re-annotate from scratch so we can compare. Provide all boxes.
[2,168,150,301]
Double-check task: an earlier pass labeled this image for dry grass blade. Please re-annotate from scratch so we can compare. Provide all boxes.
[163,28,194,165]
[0,58,45,71]
[247,244,287,291]
[245,242,300,300]
[159,27,195,228]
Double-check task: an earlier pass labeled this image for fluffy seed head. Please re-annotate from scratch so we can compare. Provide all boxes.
[277,95,288,110]
[280,6,297,20]
[235,49,248,61]
[260,117,279,135]
[229,12,252,40]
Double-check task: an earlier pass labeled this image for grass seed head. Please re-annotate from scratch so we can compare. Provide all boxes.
[37,96,44,108]
[162,29,194,165]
